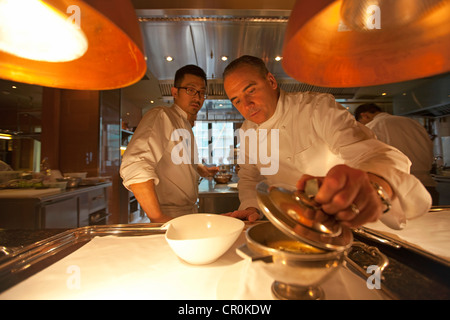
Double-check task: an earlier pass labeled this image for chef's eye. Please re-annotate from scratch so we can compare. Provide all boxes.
[180,87,207,98]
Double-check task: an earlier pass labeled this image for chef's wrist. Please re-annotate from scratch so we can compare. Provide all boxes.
[367,173,393,213]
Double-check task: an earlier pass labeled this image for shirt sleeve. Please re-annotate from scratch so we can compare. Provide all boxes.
[120,108,171,190]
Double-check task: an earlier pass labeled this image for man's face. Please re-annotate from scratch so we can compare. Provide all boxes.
[171,74,206,116]
[224,65,279,124]
[358,112,374,125]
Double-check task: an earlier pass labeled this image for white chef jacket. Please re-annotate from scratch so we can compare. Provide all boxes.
[120,104,199,218]
[237,90,431,229]
[366,112,436,187]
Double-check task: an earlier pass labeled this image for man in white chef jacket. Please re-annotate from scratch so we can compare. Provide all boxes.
[222,55,431,229]
[354,103,438,204]
[120,65,215,222]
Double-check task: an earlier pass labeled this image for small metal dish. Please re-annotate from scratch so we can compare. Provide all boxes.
[57,177,81,188]
[214,174,232,184]
[236,180,356,300]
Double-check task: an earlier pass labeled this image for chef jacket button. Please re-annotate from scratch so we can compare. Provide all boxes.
[287,157,292,161]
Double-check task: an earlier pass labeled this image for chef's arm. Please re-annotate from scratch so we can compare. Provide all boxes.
[129,180,172,223]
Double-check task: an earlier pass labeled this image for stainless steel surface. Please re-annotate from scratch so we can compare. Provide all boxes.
[429,205,450,212]
[353,228,402,249]
[198,177,239,213]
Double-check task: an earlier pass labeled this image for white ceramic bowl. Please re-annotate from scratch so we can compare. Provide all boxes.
[165,214,245,265]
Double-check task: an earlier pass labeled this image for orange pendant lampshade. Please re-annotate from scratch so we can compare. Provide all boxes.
[282,0,450,87]
[0,0,146,90]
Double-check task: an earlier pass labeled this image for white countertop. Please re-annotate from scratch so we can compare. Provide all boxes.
[0,231,384,300]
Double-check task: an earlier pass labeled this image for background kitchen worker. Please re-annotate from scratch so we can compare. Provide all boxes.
[355,103,438,204]
[222,55,431,229]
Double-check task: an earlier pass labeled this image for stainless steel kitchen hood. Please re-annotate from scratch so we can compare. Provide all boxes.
[394,73,450,118]
[136,8,360,102]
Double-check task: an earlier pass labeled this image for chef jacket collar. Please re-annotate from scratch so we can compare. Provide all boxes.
[172,103,189,121]
[250,90,286,130]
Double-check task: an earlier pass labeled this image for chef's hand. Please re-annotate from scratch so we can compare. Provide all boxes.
[197,164,220,177]
[296,164,392,228]
[222,207,260,222]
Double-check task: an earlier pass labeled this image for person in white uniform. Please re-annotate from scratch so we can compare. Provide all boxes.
[354,103,438,204]
[120,65,215,222]
[222,55,431,229]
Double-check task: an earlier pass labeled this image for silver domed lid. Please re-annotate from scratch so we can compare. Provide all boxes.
[256,180,353,251]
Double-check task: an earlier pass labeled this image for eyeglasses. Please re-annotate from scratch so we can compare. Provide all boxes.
[177,87,207,99]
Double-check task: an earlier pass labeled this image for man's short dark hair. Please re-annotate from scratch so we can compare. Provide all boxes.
[174,65,207,87]
[354,103,382,121]
[223,55,269,80]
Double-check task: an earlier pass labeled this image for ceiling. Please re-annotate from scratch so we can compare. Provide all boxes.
[0,0,448,120]
[124,0,441,114]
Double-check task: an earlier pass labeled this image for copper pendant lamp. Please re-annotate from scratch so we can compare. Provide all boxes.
[0,0,146,90]
[282,0,450,88]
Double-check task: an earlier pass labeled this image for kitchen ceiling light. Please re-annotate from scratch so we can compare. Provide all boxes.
[282,0,450,87]
[0,0,146,90]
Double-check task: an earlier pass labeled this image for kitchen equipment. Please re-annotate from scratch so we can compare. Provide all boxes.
[57,177,81,188]
[238,222,348,300]
[0,171,21,184]
[214,173,232,184]
[43,181,67,191]
[64,172,87,179]
[164,214,244,265]
[237,180,356,300]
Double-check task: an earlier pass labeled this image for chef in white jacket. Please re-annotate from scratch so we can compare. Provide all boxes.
[223,55,431,229]
[120,65,213,222]
[354,103,438,204]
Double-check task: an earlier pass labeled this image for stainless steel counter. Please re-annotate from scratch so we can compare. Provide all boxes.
[198,176,240,213]
[0,183,112,229]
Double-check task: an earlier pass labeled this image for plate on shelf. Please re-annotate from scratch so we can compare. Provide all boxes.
[228,183,238,189]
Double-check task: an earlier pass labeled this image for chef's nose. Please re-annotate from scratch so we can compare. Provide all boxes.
[242,96,254,110]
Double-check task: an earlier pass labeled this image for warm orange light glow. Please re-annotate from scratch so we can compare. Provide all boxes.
[0,0,88,62]
[0,0,146,90]
[282,0,450,87]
